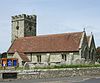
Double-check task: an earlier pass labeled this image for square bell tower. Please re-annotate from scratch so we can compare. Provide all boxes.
[11,14,36,43]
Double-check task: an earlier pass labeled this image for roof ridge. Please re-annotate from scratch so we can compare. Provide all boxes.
[16,31,83,40]
[38,31,83,37]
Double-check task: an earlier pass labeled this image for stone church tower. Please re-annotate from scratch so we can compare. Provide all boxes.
[11,14,36,43]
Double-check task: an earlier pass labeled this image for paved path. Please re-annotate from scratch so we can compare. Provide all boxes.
[74,77,100,83]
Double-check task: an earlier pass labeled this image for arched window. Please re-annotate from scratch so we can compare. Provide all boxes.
[91,49,94,60]
[81,46,88,59]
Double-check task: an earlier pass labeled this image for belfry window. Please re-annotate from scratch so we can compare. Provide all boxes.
[16,26,19,30]
[16,21,19,30]
[29,27,32,31]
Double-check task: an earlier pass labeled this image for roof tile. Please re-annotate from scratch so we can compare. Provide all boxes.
[8,32,83,53]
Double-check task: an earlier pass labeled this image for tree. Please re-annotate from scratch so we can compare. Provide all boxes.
[96,47,100,63]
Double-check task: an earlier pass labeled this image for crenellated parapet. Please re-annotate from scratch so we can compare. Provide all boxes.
[12,14,36,22]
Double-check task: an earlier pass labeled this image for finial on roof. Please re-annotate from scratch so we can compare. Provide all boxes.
[91,32,93,36]
[83,28,85,32]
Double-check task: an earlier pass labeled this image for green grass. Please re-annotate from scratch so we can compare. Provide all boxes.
[34,64,100,69]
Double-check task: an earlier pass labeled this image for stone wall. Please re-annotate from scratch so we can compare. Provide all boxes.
[16,67,100,80]
[26,52,80,65]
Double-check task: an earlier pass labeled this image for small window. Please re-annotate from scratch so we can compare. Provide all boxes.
[16,26,19,30]
[62,54,66,61]
[37,55,41,63]
[30,53,32,61]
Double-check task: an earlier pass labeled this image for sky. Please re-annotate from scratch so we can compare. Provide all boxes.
[0,0,100,53]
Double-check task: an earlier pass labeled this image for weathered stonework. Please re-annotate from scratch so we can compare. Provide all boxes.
[11,14,36,43]
[11,51,90,67]
[17,68,100,80]
[0,67,98,80]
[26,52,82,66]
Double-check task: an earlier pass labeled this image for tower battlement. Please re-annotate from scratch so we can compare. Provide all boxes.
[12,14,36,22]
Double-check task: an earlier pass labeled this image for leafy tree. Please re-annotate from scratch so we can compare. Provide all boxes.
[0,53,2,58]
[96,47,100,63]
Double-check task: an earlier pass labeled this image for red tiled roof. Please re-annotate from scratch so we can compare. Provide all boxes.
[8,32,83,53]
[18,52,29,61]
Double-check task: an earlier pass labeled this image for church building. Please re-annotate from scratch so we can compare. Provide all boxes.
[7,14,96,67]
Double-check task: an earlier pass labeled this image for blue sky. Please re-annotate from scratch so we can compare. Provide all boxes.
[0,0,100,53]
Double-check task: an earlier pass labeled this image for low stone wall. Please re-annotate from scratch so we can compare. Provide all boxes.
[0,67,100,80]
[17,67,100,79]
